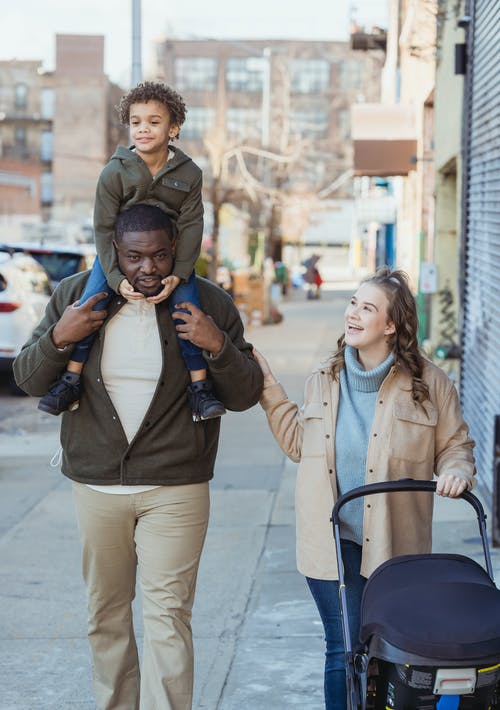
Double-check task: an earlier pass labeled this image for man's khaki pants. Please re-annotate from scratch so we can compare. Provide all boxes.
[72,481,210,710]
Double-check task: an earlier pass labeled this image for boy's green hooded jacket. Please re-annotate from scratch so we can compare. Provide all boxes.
[94,144,203,292]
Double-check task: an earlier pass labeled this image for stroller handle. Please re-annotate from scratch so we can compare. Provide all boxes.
[332,478,493,581]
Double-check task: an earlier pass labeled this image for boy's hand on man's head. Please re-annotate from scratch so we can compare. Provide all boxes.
[146,274,181,304]
[119,278,144,301]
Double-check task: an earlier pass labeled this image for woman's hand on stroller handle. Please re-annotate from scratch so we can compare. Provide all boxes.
[435,473,470,498]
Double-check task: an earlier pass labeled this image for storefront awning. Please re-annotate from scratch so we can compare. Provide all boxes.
[351,104,418,177]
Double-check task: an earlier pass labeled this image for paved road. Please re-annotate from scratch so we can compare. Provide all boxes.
[0,286,498,710]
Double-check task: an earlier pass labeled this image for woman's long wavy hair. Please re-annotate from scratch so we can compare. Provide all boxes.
[329,266,430,404]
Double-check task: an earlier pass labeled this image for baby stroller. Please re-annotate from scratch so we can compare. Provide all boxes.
[332,479,500,710]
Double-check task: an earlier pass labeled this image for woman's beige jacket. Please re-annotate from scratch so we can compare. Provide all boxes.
[259,360,475,581]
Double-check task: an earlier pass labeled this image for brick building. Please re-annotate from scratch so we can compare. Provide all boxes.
[0,60,54,217]
[0,35,127,240]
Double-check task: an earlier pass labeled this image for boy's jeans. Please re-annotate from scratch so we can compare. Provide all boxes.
[72,256,205,371]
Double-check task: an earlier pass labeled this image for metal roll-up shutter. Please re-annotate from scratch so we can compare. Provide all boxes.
[461,0,500,496]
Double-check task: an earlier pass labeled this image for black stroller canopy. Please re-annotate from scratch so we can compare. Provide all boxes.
[360,554,500,660]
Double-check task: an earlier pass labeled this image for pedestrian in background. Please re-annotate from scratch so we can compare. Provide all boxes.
[303,254,322,300]
[14,204,263,710]
[312,265,323,299]
[253,266,475,710]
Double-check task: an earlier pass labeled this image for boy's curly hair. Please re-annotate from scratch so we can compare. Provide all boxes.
[118,82,187,139]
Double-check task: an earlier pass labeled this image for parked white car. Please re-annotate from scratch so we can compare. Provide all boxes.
[0,252,52,390]
[0,242,96,288]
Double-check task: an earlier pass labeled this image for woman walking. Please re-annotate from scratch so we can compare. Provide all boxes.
[253,267,475,710]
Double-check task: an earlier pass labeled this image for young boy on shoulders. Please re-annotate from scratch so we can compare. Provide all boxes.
[38,81,225,422]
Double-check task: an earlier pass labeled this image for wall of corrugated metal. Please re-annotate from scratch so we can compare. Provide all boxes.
[461,0,500,496]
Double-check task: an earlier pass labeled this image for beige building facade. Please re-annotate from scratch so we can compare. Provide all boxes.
[430,0,466,351]
[155,38,384,270]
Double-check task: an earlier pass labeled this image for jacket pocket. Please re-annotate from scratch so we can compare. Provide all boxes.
[300,402,327,458]
[389,400,438,464]
[161,176,191,192]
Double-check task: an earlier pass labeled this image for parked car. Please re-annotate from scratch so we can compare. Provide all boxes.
[0,242,96,288]
[0,252,52,392]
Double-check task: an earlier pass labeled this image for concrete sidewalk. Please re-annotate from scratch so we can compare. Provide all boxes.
[0,287,499,710]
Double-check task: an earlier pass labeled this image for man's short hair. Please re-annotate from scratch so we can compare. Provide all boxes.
[115,204,175,243]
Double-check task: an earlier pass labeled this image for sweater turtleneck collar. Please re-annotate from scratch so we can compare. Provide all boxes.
[344,346,394,393]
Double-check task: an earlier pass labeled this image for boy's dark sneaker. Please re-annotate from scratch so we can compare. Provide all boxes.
[38,372,81,416]
[187,379,226,422]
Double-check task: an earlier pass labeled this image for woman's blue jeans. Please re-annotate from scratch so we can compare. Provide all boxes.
[72,256,205,371]
[306,540,366,710]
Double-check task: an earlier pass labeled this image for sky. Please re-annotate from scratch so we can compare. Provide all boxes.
[2,0,387,87]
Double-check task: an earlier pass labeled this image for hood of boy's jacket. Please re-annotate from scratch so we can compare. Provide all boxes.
[111,144,193,170]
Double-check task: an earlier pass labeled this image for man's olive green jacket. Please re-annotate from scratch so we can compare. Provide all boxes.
[14,272,263,486]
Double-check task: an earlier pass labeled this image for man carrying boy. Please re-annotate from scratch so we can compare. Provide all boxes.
[14,204,263,710]
[38,81,225,422]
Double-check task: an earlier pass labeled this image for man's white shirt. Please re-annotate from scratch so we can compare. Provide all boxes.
[88,299,163,494]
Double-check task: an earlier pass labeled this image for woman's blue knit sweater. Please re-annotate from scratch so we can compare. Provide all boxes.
[335,346,394,544]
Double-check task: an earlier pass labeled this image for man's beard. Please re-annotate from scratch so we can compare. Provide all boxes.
[133,276,165,296]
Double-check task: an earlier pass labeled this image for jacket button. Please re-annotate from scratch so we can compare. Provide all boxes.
[379,400,383,404]
[365,538,370,542]
[323,402,328,406]
[145,421,150,427]
[329,469,333,474]
[373,433,377,437]
[369,469,374,473]
[325,434,330,439]
[367,503,371,508]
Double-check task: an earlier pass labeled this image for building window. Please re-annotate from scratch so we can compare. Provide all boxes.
[290,59,330,94]
[40,130,53,162]
[226,57,264,92]
[15,83,28,110]
[15,127,27,147]
[40,172,53,206]
[340,59,363,90]
[289,109,329,139]
[337,109,350,138]
[174,58,217,91]
[226,108,262,141]
[40,88,55,119]
[289,159,326,189]
[182,107,216,139]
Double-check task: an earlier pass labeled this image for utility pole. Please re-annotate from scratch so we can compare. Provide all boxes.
[131,0,142,86]
[261,47,271,150]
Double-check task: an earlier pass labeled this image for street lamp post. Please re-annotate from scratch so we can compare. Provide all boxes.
[131,0,142,86]
[261,47,272,150]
